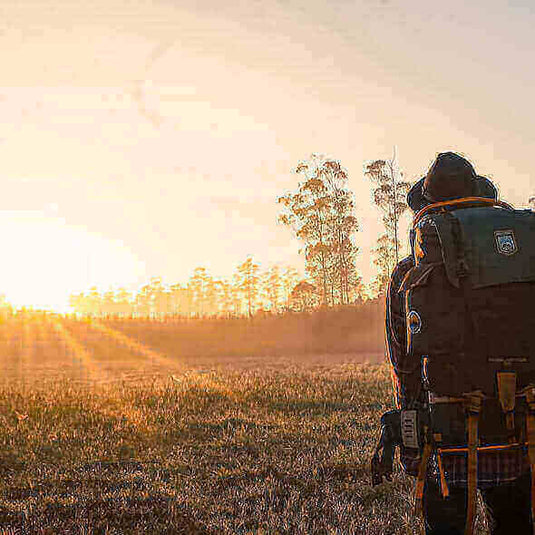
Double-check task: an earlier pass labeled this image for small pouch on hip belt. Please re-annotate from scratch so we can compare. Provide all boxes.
[496,371,516,434]
[401,409,419,449]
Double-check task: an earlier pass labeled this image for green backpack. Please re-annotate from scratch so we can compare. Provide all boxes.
[398,198,535,533]
[402,198,535,397]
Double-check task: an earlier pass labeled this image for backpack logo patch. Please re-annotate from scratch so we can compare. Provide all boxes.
[408,310,422,334]
[494,229,518,256]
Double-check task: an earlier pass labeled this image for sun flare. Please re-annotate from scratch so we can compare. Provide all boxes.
[0,211,145,312]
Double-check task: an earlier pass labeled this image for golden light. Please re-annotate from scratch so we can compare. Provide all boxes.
[0,210,145,312]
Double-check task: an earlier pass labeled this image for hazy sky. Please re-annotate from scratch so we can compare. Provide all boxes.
[1,0,535,309]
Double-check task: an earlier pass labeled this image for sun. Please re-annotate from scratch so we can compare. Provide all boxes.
[0,211,146,312]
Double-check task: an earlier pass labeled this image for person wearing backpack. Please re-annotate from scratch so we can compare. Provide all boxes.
[375,152,534,534]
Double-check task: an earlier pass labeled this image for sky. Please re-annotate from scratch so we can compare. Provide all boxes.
[1,0,535,310]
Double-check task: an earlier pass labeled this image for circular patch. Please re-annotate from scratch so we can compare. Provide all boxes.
[408,310,422,334]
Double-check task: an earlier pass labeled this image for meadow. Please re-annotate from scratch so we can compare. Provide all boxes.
[0,310,488,533]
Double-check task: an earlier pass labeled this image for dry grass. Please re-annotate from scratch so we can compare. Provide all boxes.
[1,366,422,533]
[0,312,488,533]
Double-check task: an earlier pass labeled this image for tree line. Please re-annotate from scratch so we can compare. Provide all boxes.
[68,152,415,318]
[69,262,307,318]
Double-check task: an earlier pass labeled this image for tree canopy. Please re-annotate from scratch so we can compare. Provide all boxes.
[278,154,361,306]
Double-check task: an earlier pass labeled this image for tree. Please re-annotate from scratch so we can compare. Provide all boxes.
[280,266,300,312]
[135,282,152,317]
[102,290,117,317]
[261,265,283,313]
[214,278,234,318]
[278,154,360,307]
[231,272,244,316]
[188,267,213,317]
[290,280,319,312]
[134,281,151,317]
[168,283,190,316]
[69,292,87,316]
[236,256,260,317]
[320,159,360,305]
[115,287,133,317]
[87,287,102,317]
[370,233,396,296]
[204,277,220,316]
[529,196,535,210]
[0,294,12,318]
[364,153,411,294]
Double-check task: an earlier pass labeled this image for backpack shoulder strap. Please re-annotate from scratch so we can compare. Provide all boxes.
[413,197,513,227]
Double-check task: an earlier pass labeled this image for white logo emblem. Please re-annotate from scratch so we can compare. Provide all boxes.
[494,230,518,256]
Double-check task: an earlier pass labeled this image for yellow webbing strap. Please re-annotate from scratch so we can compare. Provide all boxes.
[415,438,432,518]
[436,452,450,499]
[464,391,483,535]
[524,386,535,533]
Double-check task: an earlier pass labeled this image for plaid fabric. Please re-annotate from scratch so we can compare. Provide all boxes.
[401,445,530,488]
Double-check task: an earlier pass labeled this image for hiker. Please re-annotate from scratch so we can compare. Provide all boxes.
[376,152,535,534]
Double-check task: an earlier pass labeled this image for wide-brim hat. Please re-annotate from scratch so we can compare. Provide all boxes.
[407,153,498,212]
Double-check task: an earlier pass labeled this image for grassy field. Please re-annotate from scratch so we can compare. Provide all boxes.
[0,312,488,533]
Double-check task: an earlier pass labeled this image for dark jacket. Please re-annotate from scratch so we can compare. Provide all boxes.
[385,255,420,408]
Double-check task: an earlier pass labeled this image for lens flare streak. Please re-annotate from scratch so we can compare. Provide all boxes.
[86,320,182,372]
[47,315,107,381]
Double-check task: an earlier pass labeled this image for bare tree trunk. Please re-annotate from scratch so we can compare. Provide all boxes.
[388,159,400,265]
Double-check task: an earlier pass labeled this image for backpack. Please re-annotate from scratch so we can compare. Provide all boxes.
[402,197,535,396]
[398,197,535,533]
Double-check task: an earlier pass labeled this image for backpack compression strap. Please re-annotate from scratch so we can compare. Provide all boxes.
[464,391,484,535]
[414,391,483,535]
[414,425,432,519]
[413,197,513,226]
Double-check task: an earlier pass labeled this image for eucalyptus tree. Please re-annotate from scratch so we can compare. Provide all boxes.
[278,154,359,306]
[364,155,411,294]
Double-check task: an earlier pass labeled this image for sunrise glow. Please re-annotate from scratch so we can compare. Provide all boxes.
[0,0,533,309]
[0,211,145,312]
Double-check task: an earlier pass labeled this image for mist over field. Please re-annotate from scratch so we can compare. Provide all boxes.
[0,304,385,380]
